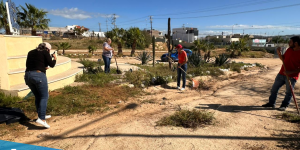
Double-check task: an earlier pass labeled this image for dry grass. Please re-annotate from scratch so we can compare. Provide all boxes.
[0,84,141,137]
[156,109,215,128]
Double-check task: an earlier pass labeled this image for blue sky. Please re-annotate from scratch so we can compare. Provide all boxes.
[8,0,300,37]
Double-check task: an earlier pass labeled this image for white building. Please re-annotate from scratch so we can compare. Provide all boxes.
[172,27,199,43]
[82,31,105,37]
[66,25,77,31]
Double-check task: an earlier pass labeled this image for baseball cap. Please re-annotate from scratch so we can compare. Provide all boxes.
[44,42,52,50]
[176,44,183,49]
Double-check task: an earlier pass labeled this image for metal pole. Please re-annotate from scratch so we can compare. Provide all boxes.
[150,16,152,37]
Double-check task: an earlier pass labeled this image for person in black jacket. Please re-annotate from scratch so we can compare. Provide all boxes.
[24,42,56,128]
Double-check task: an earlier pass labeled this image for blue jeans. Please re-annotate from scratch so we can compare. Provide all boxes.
[268,74,297,107]
[177,63,187,88]
[102,55,111,73]
[24,71,49,120]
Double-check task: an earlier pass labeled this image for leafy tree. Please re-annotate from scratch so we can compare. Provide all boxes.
[55,42,71,55]
[88,45,97,55]
[17,3,50,36]
[105,28,126,56]
[141,29,152,48]
[208,37,222,44]
[193,40,215,62]
[125,27,145,56]
[0,0,10,34]
[271,36,287,44]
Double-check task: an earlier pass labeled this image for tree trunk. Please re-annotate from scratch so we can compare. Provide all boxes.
[5,26,11,35]
[31,30,37,36]
[131,41,136,56]
[63,49,65,55]
[117,43,123,56]
[198,49,201,56]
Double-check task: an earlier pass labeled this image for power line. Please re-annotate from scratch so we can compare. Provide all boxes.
[154,3,300,19]
[117,16,148,24]
[118,20,147,26]
[108,0,282,26]
[150,0,281,17]
[112,0,283,26]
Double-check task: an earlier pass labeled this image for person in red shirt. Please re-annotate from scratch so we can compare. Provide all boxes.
[262,36,300,111]
[176,44,188,91]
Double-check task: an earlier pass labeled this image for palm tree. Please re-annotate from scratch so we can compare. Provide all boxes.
[55,42,71,55]
[193,40,215,62]
[126,27,145,56]
[106,28,126,56]
[17,3,50,36]
[226,38,250,57]
[0,0,10,35]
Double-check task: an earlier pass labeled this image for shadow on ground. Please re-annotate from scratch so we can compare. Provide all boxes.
[195,104,274,113]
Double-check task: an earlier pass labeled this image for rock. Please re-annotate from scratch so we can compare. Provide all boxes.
[162,97,167,100]
[118,101,122,103]
[151,77,156,84]
[128,84,134,88]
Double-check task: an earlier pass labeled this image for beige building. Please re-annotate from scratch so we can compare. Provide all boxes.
[0,35,83,97]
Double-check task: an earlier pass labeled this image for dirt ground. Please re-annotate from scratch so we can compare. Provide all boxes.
[1,57,300,150]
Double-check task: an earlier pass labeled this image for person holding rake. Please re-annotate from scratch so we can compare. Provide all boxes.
[262,36,300,112]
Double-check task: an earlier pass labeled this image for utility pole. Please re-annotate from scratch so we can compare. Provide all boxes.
[112,14,117,29]
[106,19,108,32]
[150,16,153,37]
[98,23,101,32]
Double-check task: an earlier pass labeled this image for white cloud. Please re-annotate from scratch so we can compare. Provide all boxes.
[199,30,231,36]
[95,13,120,18]
[48,8,91,20]
[48,8,119,20]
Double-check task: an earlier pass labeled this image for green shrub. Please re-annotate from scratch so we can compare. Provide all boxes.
[156,109,215,128]
[0,92,23,107]
[255,63,264,68]
[78,58,103,73]
[232,66,241,73]
[125,70,151,88]
[137,51,153,65]
[281,112,300,123]
[188,52,202,67]
[75,73,116,87]
[215,53,229,66]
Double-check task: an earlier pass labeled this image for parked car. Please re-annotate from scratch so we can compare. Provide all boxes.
[161,49,193,62]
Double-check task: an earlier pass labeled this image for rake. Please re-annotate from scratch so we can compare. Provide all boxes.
[166,56,199,89]
[281,61,300,114]
[279,48,300,114]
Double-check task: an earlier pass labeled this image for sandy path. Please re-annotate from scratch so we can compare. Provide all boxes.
[3,58,300,150]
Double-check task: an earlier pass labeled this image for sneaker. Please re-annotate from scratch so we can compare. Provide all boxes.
[36,118,50,128]
[278,106,287,111]
[181,88,185,91]
[45,115,51,119]
[262,103,275,108]
[177,86,180,90]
